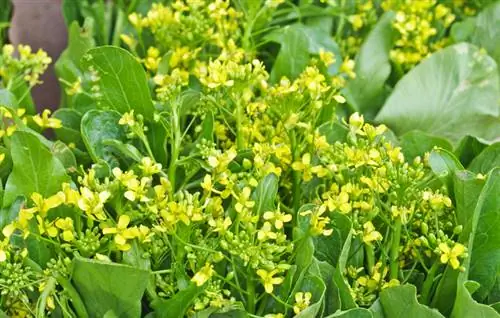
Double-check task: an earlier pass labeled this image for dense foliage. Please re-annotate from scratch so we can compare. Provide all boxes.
[1,0,500,317]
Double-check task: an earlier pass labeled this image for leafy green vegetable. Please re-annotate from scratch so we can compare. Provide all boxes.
[72,257,150,318]
[81,109,127,167]
[81,46,155,120]
[468,142,500,174]
[375,43,500,144]
[3,131,70,207]
[343,11,395,119]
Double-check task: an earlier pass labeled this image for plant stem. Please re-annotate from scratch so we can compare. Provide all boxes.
[290,131,301,213]
[365,243,375,275]
[168,104,181,192]
[56,276,89,318]
[390,217,402,280]
[36,277,56,318]
[236,99,244,150]
[420,261,440,305]
[247,272,256,314]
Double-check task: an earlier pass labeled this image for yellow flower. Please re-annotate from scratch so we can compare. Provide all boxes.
[32,109,62,129]
[293,292,312,314]
[0,238,9,262]
[139,157,162,176]
[191,263,215,286]
[119,110,136,127]
[36,216,58,238]
[62,183,80,205]
[439,242,466,269]
[31,192,65,218]
[348,112,364,133]
[319,48,335,66]
[201,174,213,192]
[234,187,255,213]
[257,222,278,241]
[362,221,382,244]
[257,269,284,293]
[348,14,364,30]
[55,217,75,242]
[263,209,292,229]
[102,215,138,251]
[124,177,151,202]
[78,187,111,220]
[292,153,313,181]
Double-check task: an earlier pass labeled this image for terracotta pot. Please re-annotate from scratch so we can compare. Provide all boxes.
[8,0,67,111]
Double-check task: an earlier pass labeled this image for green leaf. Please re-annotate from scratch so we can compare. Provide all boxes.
[268,25,310,83]
[375,43,500,144]
[326,308,373,318]
[318,121,349,144]
[252,173,279,216]
[314,212,352,266]
[343,11,395,119]
[146,120,168,166]
[378,285,444,317]
[152,283,204,318]
[400,131,453,162]
[81,110,127,167]
[51,141,78,172]
[462,2,500,70]
[81,46,155,120]
[431,171,485,315]
[3,131,70,207]
[53,108,84,148]
[290,273,326,318]
[451,281,500,318]
[72,257,149,318]
[454,135,487,168]
[102,139,143,163]
[469,142,500,174]
[428,148,464,193]
[468,168,500,301]
[0,89,18,109]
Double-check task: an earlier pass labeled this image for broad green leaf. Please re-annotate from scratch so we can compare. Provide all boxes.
[53,108,84,148]
[314,212,351,266]
[3,131,70,207]
[81,110,127,167]
[428,148,464,193]
[431,171,485,315]
[290,273,326,318]
[72,257,149,318]
[468,168,500,301]
[9,77,35,114]
[375,43,500,144]
[146,120,168,166]
[51,141,78,172]
[318,121,349,144]
[400,131,453,161]
[464,2,500,69]
[0,89,18,108]
[343,11,395,119]
[469,142,500,174]
[452,281,500,318]
[326,308,373,318]
[81,46,155,120]
[268,25,310,83]
[454,135,487,168]
[252,173,279,216]
[379,285,444,317]
[102,139,143,162]
[152,283,204,318]
[333,230,357,310]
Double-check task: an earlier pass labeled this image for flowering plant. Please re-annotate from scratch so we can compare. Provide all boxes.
[1,0,500,317]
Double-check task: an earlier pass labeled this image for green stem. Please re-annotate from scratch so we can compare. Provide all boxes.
[168,105,181,192]
[247,272,256,314]
[390,217,402,280]
[37,277,56,318]
[290,131,301,213]
[236,100,244,150]
[56,276,89,318]
[335,0,347,42]
[420,261,440,305]
[365,243,375,275]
